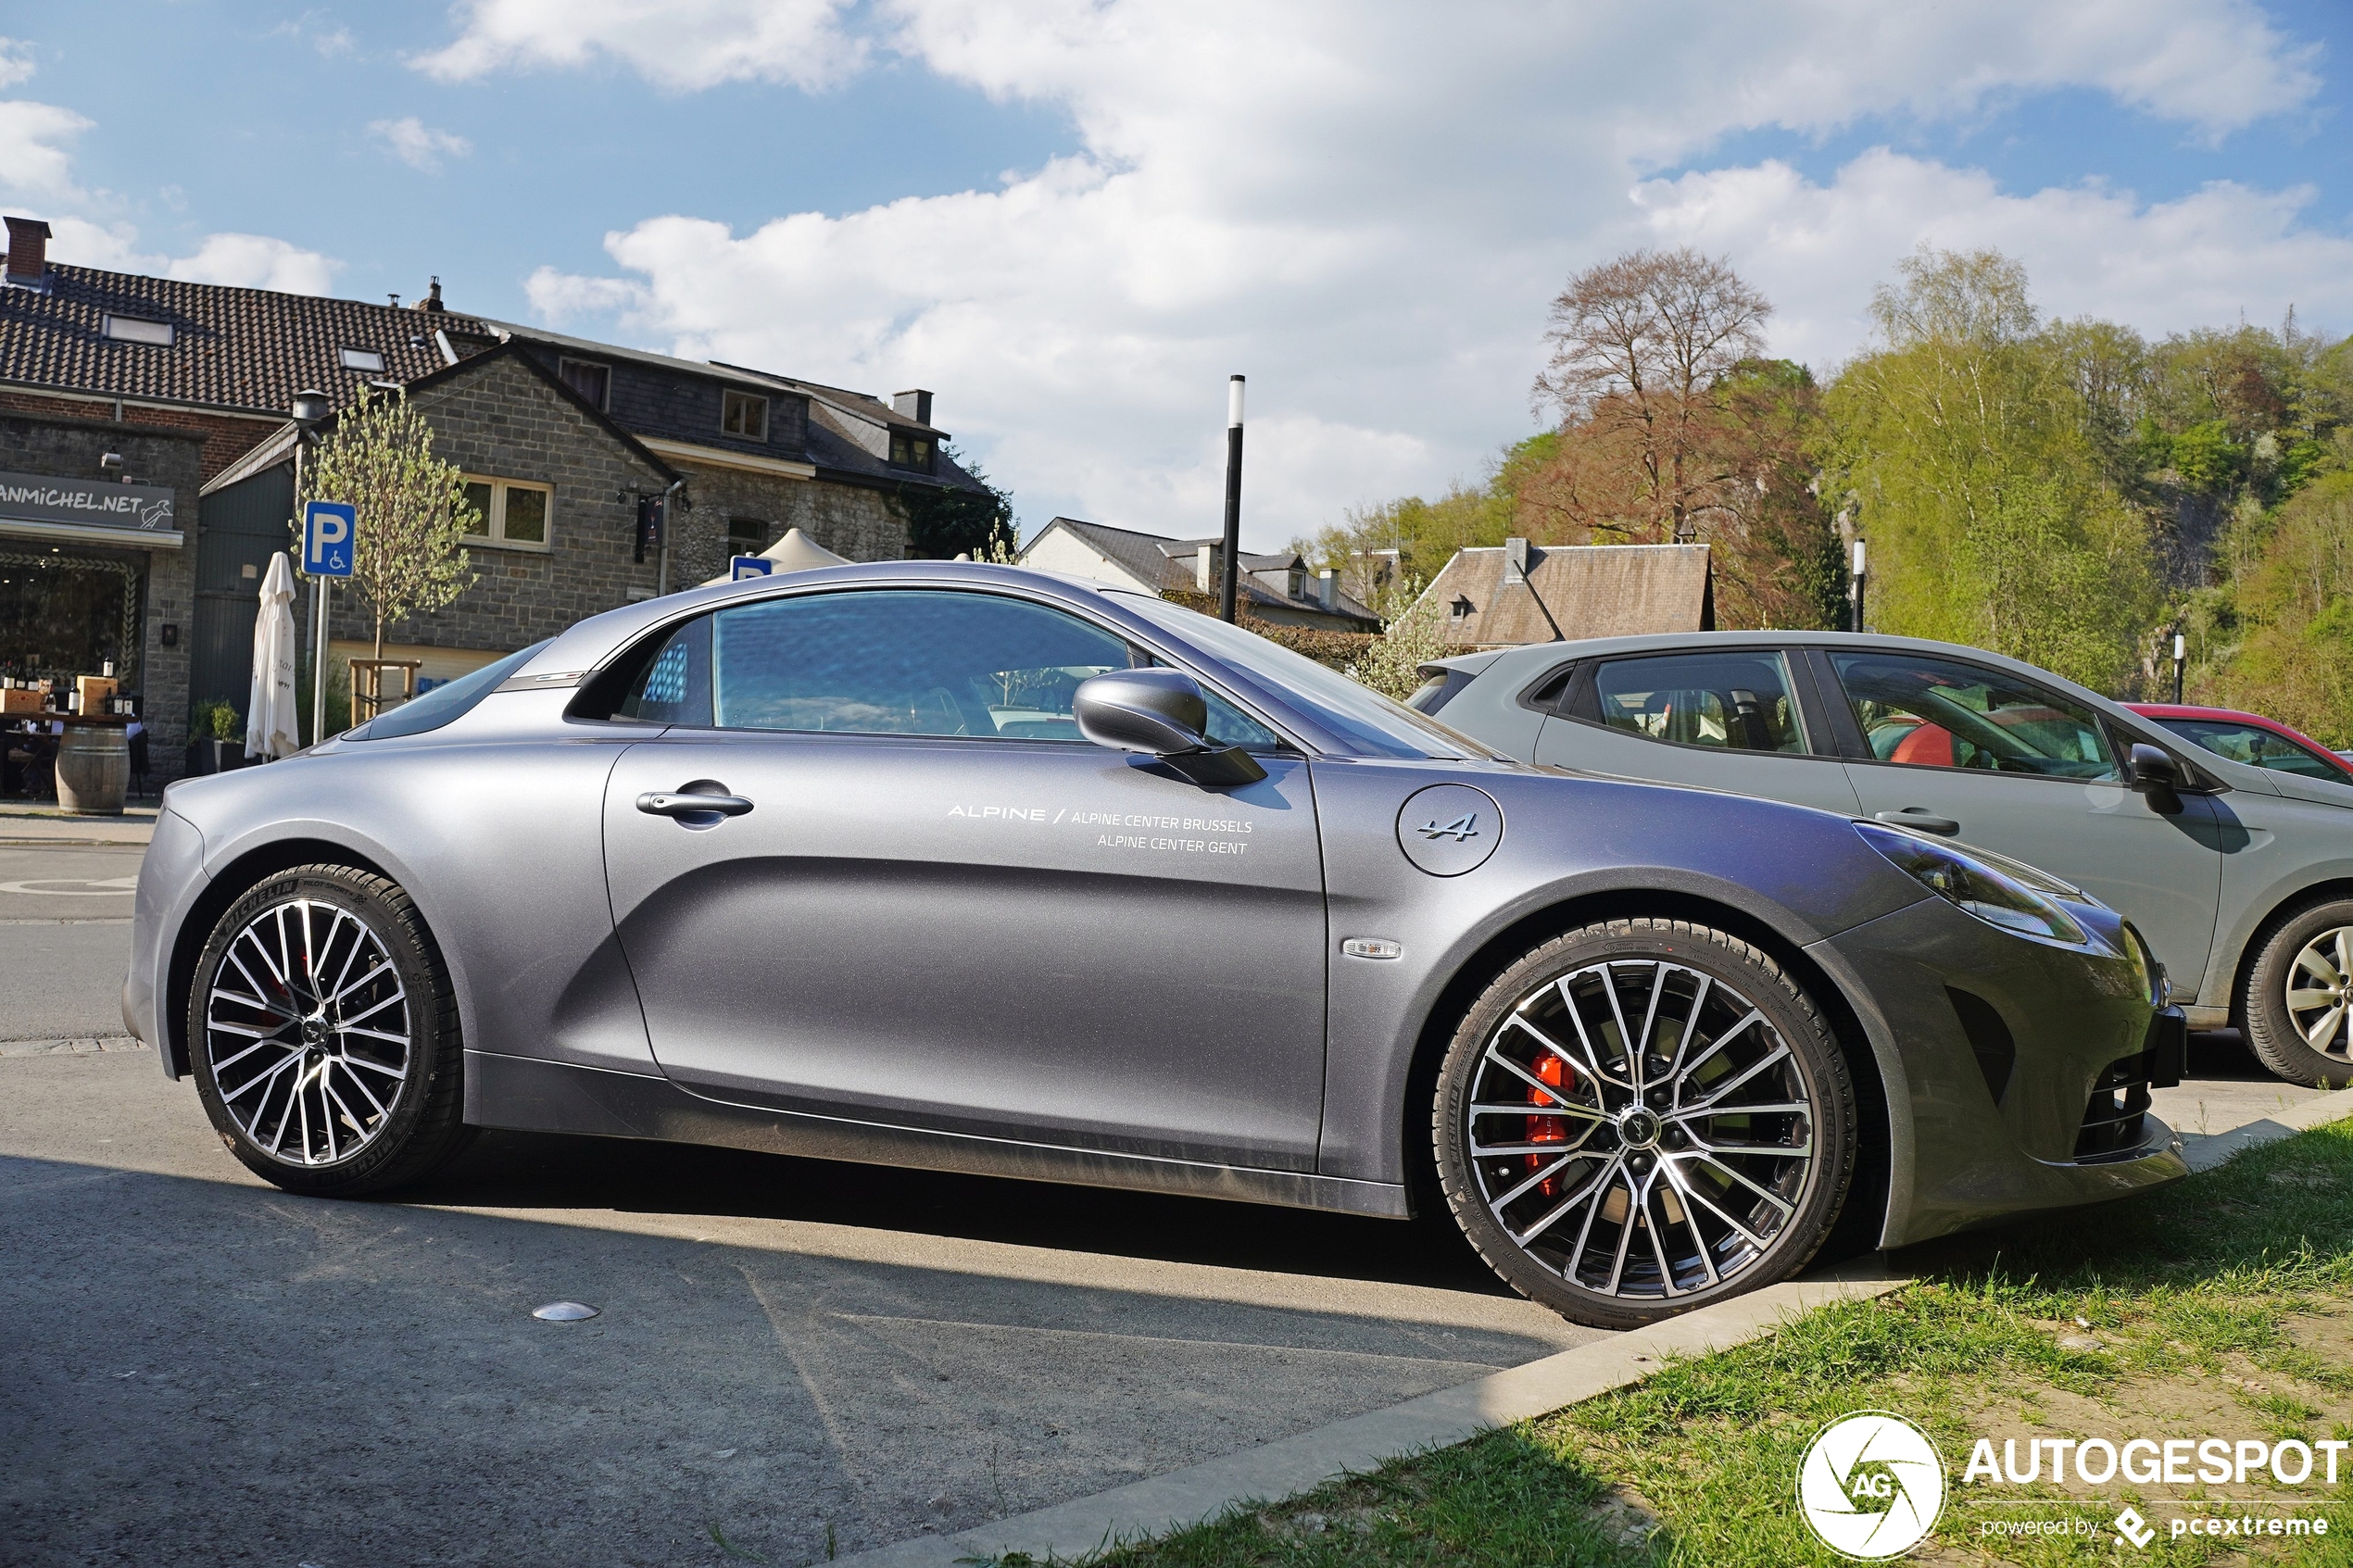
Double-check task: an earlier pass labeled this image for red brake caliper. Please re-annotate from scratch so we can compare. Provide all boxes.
[1527,1053,1573,1198]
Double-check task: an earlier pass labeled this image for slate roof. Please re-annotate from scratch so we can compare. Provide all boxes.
[1423,543,1715,647]
[1028,517,1379,627]
[0,263,495,416]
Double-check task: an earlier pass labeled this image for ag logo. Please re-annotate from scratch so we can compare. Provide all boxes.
[1796,1411,1944,1559]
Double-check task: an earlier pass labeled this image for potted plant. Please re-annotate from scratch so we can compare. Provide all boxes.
[183,701,245,776]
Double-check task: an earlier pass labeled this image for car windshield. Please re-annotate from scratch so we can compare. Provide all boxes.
[346,642,549,741]
[1123,596,1480,759]
[2155,717,2350,782]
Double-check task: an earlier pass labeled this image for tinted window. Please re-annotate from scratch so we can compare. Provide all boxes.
[619,616,713,727]
[1831,652,2118,782]
[2156,717,2349,781]
[347,641,549,741]
[1591,651,1807,754]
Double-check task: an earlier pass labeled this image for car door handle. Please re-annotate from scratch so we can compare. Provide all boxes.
[637,791,754,819]
[1874,809,1959,836]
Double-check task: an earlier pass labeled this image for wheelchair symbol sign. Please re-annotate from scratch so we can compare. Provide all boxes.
[303,501,356,578]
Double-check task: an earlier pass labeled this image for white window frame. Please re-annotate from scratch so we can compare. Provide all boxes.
[103,315,173,346]
[560,358,610,410]
[721,389,769,441]
[461,475,555,552]
[339,346,386,372]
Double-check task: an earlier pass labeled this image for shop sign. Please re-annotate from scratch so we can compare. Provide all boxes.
[0,470,177,534]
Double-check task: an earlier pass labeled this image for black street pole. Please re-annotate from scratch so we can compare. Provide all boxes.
[1218,374,1245,623]
[1849,538,1867,634]
[2172,630,2185,704]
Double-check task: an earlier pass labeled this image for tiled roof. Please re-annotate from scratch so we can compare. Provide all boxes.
[0,263,490,416]
[1032,517,1379,626]
[1424,543,1715,647]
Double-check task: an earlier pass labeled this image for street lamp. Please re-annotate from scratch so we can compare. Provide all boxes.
[2172,630,2186,705]
[1218,375,1245,624]
[291,390,330,746]
[1849,538,1867,633]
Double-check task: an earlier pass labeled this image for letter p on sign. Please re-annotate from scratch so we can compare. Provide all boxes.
[303,501,357,578]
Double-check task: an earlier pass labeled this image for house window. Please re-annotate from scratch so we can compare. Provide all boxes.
[888,432,935,471]
[103,315,173,346]
[722,390,768,440]
[560,358,610,409]
[339,346,386,372]
[1450,596,1476,620]
[728,518,769,552]
[461,476,554,549]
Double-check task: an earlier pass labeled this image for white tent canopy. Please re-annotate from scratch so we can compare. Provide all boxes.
[245,549,301,759]
[698,526,850,587]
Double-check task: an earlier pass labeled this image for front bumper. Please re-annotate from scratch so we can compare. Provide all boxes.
[1815,897,2187,1249]
[125,806,208,1077]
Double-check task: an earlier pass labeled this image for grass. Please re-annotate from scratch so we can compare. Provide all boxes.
[996,1116,2353,1567]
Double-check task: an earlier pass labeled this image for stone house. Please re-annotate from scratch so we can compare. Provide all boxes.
[1419,538,1716,649]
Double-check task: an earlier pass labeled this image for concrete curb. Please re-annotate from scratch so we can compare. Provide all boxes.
[836,1273,1906,1568]
[836,1103,2353,1568]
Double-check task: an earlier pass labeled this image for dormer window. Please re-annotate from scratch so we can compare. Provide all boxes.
[888,432,934,472]
[560,358,610,410]
[103,315,173,346]
[339,346,385,372]
[722,390,768,440]
[1450,596,1476,620]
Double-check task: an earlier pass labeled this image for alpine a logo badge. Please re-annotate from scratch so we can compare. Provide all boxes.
[1797,1411,1945,1560]
[1394,784,1502,877]
[1415,811,1480,842]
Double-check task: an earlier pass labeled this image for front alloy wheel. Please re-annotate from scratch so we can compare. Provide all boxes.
[2242,898,2353,1088]
[1436,919,1855,1328]
[190,864,470,1195]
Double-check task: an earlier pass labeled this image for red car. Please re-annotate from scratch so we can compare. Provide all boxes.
[2125,702,2353,784]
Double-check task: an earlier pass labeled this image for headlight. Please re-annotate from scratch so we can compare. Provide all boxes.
[1854,822,2087,947]
[2120,922,2168,1005]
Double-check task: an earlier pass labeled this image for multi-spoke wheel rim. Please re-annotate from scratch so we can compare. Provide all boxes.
[204,897,409,1167]
[2284,926,2353,1060]
[1466,959,1815,1301]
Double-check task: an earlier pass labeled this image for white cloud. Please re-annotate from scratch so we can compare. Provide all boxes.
[267,12,356,59]
[370,115,472,173]
[0,99,94,205]
[500,0,2334,543]
[46,218,342,295]
[0,36,36,90]
[413,0,864,92]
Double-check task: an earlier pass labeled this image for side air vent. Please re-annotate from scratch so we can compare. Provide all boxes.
[1945,986,2016,1107]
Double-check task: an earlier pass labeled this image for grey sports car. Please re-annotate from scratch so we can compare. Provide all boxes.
[126,564,2184,1328]
[1413,630,2353,1088]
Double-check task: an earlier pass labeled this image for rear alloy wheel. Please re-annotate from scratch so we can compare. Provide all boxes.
[1435,919,1855,1329]
[188,864,470,1196]
[2242,898,2353,1089]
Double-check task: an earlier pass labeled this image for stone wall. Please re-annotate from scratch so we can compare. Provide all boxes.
[667,459,907,585]
[325,353,673,655]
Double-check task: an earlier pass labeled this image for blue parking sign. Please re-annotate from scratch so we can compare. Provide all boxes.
[730,555,774,581]
[303,501,356,578]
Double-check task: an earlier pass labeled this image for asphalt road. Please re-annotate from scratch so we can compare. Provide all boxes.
[0,841,2332,1567]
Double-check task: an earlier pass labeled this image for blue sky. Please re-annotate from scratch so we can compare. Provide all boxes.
[5,3,2350,546]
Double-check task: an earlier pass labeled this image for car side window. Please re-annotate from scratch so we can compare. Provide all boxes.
[618,617,713,726]
[2157,718,2347,781]
[1829,651,2119,782]
[1588,650,1808,754]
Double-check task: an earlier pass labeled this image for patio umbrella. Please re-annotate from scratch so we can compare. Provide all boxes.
[245,550,301,759]
[697,526,850,587]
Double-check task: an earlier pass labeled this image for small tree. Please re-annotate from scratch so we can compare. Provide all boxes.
[294,385,477,665]
[1348,577,1458,702]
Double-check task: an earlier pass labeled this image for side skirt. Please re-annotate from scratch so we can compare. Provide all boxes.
[464,1050,1412,1221]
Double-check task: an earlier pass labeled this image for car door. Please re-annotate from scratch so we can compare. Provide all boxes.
[1817,646,2224,995]
[600,585,1331,1172]
[1529,646,1864,814]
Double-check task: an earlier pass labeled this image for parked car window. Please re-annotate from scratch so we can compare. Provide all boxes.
[618,616,713,727]
[348,640,550,740]
[1589,650,1808,754]
[2152,717,2350,781]
[1830,651,2119,782]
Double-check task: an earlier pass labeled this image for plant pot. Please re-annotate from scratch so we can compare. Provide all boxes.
[182,738,244,777]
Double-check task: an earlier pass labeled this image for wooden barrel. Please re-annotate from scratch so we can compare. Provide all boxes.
[56,722,129,816]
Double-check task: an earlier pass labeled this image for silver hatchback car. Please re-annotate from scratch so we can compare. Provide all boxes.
[1417,631,2353,1086]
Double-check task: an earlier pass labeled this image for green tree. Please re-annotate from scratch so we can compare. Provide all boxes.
[897,445,1015,559]
[2204,472,2353,745]
[295,385,477,666]
[1824,246,2159,690]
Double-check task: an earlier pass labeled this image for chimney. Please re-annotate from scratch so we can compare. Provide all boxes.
[1317,567,1338,611]
[892,389,934,425]
[1504,536,1529,586]
[1196,544,1214,592]
[4,217,51,286]
[414,276,445,313]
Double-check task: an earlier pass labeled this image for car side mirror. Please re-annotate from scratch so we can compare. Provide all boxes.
[1074,669,1267,787]
[2127,742,2183,814]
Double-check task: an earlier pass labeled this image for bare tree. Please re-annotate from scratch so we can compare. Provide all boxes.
[1531,248,1771,541]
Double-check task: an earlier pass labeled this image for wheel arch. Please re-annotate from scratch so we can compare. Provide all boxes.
[164,837,399,1078]
[1399,887,1894,1258]
[2225,875,2353,1027]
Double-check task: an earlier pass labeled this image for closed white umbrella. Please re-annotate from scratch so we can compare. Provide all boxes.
[246,550,301,759]
[698,526,850,587]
